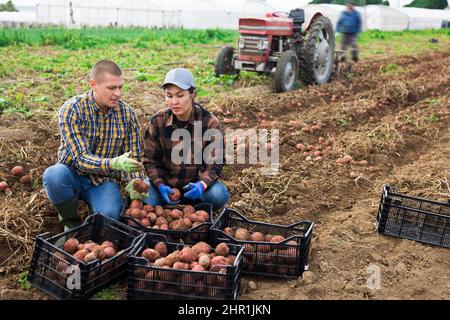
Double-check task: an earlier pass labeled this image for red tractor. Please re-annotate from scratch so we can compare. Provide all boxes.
[215,9,335,93]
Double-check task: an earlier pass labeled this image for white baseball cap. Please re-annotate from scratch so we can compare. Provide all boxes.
[161,68,196,90]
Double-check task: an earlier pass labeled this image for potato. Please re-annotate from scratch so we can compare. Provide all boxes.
[19,175,32,185]
[100,241,114,249]
[142,204,154,212]
[129,200,143,210]
[195,210,209,222]
[84,252,97,263]
[73,250,87,261]
[170,209,183,220]
[173,262,190,270]
[264,234,274,242]
[153,257,167,268]
[169,188,181,202]
[235,228,250,241]
[154,242,168,257]
[215,243,230,257]
[191,264,205,272]
[11,166,25,176]
[139,210,147,219]
[192,242,211,255]
[103,246,116,259]
[0,181,8,191]
[226,255,236,264]
[132,179,149,194]
[270,235,286,243]
[63,238,79,254]
[210,256,230,269]
[183,205,195,215]
[180,247,197,263]
[160,224,169,230]
[155,206,164,216]
[183,217,193,229]
[165,251,180,267]
[140,218,151,227]
[170,219,188,231]
[198,254,211,269]
[95,247,106,260]
[224,227,234,237]
[141,248,161,262]
[163,209,172,217]
[188,213,201,223]
[147,212,157,224]
[250,232,265,242]
[155,216,168,226]
[129,208,141,219]
[84,242,98,252]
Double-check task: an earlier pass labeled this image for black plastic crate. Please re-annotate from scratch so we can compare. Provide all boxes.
[27,214,144,300]
[377,185,450,248]
[120,197,213,244]
[210,208,314,278]
[127,233,244,300]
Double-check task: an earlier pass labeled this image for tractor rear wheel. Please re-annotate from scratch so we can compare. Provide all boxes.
[274,50,299,93]
[300,16,335,85]
[215,46,239,77]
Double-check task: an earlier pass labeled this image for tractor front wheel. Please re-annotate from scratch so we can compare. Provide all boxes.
[215,46,239,77]
[274,50,299,93]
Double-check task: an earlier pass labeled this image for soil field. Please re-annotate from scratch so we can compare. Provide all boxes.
[1,36,450,300]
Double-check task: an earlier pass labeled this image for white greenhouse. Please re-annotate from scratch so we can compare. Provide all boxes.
[178,0,227,29]
[116,0,164,28]
[266,0,315,13]
[77,0,120,27]
[225,0,276,29]
[36,0,80,26]
[395,7,450,29]
[364,5,409,31]
[30,0,450,30]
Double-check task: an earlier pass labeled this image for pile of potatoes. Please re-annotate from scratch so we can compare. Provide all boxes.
[136,241,238,296]
[62,238,118,263]
[48,238,122,287]
[221,227,299,273]
[124,200,209,231]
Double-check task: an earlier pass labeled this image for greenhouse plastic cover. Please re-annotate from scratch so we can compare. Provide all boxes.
[31,0,450,30]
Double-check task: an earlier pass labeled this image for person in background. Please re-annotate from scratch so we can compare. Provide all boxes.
[43,60,145,230]
[336,0,362,63]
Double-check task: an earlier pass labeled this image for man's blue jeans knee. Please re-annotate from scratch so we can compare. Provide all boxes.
[43,164,123,220]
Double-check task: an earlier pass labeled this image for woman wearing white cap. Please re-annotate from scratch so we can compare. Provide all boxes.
[140,68,229,210]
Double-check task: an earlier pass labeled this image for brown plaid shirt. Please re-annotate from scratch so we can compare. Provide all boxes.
[143,104,224,189]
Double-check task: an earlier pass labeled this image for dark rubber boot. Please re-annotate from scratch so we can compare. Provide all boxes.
[53,196,81,231]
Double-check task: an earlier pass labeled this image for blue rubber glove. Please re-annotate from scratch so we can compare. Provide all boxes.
[158,184,178,205]
[183,181,206,200]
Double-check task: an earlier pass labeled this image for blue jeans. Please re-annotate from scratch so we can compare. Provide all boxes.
[43,164,123,220]
[143,180,230,210]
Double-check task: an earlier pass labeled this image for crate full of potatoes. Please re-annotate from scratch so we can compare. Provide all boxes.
[27,214,144,300]
[121,197,213,244]
[127,233,244,300]
[211,208,314,278]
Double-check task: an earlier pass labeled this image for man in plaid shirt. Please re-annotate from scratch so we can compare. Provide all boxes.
[141,68,229,210]
[43,60,145,230]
